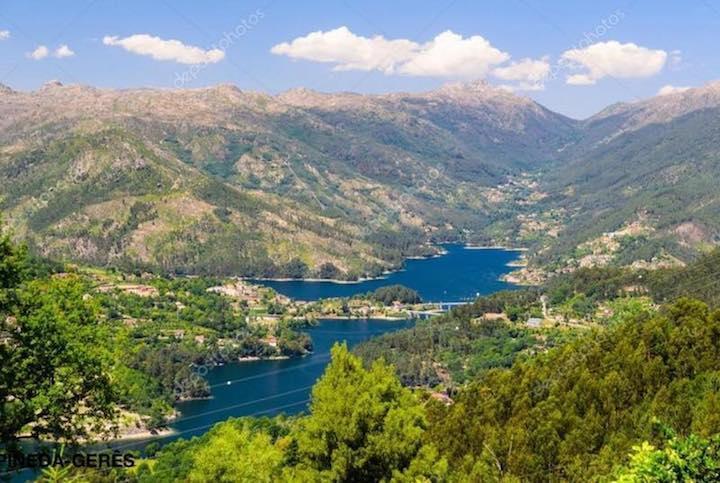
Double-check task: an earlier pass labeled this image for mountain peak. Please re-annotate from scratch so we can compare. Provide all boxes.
[0,82,14,94]
[41,80,64,89]
[437,79,496,94]
[201,83,242,94]
[429,79,531,106]
[590,79,720,127]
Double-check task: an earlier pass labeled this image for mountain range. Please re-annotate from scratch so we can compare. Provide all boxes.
[1,79,718,278]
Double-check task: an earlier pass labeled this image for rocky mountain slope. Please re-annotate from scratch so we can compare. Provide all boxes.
[532,82,720,270]
[0,80,577,278]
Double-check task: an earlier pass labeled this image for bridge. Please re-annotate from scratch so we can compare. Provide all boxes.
[407,301,470,319]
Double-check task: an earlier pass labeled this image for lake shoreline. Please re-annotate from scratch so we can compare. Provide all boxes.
[247,244,522,285]
[315,314,409,321]
[249,246,454,284]
[464,244,528,251]
[250,244,522,302]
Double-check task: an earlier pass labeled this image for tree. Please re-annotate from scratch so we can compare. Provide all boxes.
[187,422,285,482]
[288,343,434,481]
[0,275,117,445]
[369,285,421,305]
[614,434,720,482]
[283,258,309,279]
[317,262,341,280]
[0,217,27,314]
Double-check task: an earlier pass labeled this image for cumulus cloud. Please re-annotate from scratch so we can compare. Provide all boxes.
[28,45,49,60]
[561,41,667,85]
[657,84,691,96]
[491,57,551,91]
[28,44,75,60]
[270,26,416,73]
[0,30,9,40]
[397,31,509,77]
[271,27,509,78]
[103,34,225,64]
[54,44,75,58]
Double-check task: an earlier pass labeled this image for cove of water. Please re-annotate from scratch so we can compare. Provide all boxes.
[166,246,520,441]
[169,318,414,442]
[253,245,521,302]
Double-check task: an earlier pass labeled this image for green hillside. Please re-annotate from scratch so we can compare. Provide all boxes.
[0,81,577,279]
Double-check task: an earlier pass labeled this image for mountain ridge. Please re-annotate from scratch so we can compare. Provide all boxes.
[2,79,720,277]
[0,78,577,278]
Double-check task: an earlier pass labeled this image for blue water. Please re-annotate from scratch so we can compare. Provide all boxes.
[253,245,521,302]
[166,318,414,443]
[156,247,519,443]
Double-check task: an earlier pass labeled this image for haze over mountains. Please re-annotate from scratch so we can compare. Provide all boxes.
[0,79,718,278]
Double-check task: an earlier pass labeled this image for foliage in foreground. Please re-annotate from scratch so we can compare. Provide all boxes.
[427,298,720,480]
[614,432,720,482]
[0,219,313,448]
[1,223,116,446]
[63,297,719,482]
[129,344,446,482]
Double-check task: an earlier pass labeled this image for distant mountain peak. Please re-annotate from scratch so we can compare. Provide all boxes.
[0,82,14,94]
[41,80,64,90]
[277,87,322,102]
[429,79,533,107]
[201,83,242,94]
[437,79,495,93]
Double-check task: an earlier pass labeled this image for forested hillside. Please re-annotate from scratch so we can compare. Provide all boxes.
[529,82,720,272]
[5,226,720,481]
[0,80,576,279]
[356,248,720,389]
[3,80,720,278]
[0,222,313,446]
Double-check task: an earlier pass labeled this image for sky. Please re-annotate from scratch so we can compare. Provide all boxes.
[0,0,717,118]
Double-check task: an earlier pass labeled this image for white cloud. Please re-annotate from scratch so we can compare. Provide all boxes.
[657,84,691,96]
[103,34,224,64]
[28,45,49,60]
[271,27,509,78]
[0,30,9,40]
[270,26,417,73]
[492,57,550,91]
[54,44,75,58]
[561,41,667,85]
[397,31,509,78]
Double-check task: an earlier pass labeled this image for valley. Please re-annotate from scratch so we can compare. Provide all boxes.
[3,78,720,481]
[3,80,718,284]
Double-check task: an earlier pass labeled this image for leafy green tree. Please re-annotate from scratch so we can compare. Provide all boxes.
[1,275,117,445]
[369,285,421,305]
[614,434,720,482]
[187,422,285,482]
[288,343,433,481]
[0,217,27,314]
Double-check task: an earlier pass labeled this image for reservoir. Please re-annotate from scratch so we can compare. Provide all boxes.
[165,246,519,441]
[253,245,521,302]
[169,318,414,442]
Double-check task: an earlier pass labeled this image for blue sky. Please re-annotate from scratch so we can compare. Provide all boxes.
[0,0,717,118]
